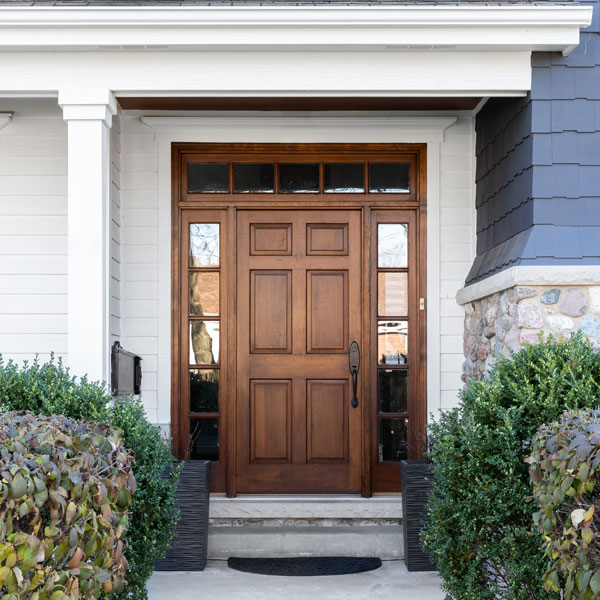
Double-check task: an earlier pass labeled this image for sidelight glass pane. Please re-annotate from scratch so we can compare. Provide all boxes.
[189,418,219,461]
[190,321,220,365]
[378,272,408,316]
[190,223,219,267]
[369,163,410,194]
[188,163,229,193]
[378,321,408,365]
[189,272,220,317]
[378,370,408,413]
[279,163,319,193]
[378,418,408,462]
[324,163,364,193]
[233,163,274,193]
[378,224,408,268]
[190,369,219,413]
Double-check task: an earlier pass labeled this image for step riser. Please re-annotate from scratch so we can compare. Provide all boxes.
[208,527,404,560]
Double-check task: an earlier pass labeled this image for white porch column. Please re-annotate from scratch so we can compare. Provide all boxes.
[60,91,116,383]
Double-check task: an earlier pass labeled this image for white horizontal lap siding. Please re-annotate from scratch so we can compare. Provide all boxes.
[110,110,122,350]
[122,116,159,424]
[0,99,68,366]
[437,117,475,414]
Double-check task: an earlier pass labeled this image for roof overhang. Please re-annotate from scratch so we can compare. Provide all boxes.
[0,5,593,56]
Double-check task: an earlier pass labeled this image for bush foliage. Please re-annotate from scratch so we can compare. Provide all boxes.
[0,411,135,600]
[422,334,600,599]
[529,410,600,599]
[0,357,180,600]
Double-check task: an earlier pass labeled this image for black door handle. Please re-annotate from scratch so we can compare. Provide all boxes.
[349,340,360,408]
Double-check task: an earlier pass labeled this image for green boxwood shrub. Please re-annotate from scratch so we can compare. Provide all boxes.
[528,410,600,598]
[422,334,600,599]
[0,357,180,600]
[0,411,135,600]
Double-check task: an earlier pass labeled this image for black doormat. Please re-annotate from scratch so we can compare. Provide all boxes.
[227,556,382,577]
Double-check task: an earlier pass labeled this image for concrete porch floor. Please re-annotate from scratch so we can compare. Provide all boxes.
[147,560,444,600]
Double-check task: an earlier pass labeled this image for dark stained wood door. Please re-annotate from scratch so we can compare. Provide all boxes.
[236,210,362,493]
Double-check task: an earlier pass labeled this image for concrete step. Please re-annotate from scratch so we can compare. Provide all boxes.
[208,524,404,560]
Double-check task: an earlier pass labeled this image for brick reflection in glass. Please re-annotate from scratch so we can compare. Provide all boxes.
[378,321,408,365]
[378,418,408,462]
[190,369,219,413]
[188,419,219,461]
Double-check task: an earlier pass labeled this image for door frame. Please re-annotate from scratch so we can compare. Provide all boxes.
[170,142,428,497]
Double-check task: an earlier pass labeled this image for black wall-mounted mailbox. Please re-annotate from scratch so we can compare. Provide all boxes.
[111,342,142,396]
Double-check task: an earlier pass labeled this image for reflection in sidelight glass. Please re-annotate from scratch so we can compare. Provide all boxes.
[324,163,364,193]
[369,163,410,194]
[279,163,319,193]
[378,418,408,462]
[378,321,408,365]
[190,223,219,267]
[378,272,408,316]
[378,224,408,268]
[378,370,408,414]
[189,419,219,461]
[190,321,220,365]
[233,163,274,193]
[190,369,220,413]
[189,272,220,316]
[188,163,229,193]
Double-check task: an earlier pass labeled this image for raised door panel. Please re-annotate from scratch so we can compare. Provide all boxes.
[307,380,348,462]
[250,380,292,463]
[307,270,348,354]
[306,223,348,256]
[250,223,292,256]
[250,270,292,353]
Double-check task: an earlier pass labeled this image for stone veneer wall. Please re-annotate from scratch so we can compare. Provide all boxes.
[463,285,600,380]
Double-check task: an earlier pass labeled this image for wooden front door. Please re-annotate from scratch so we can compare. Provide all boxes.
[236,210,362,493]
[172,143,427,497]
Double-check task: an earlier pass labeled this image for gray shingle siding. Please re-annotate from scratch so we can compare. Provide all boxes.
[467,0,600,284]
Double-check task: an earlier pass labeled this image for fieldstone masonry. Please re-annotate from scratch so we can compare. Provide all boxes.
[463,286,600,381]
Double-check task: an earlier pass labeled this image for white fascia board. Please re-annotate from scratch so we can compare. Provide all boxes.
[0,6,592,55]
[457,265,600,305]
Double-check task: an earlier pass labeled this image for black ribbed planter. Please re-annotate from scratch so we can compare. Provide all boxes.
[401,460,436,572]
[155,460,210,571]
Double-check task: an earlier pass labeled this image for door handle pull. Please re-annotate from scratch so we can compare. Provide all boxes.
[349,340,360,408]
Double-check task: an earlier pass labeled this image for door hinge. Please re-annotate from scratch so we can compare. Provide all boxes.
[419,298,425,311]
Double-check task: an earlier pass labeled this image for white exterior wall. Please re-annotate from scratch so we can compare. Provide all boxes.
[120,113,475,425]
[0,98,123,369]
[0,99,68,365]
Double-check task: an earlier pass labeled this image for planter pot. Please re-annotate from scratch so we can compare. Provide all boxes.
[400,460,436,572]
[155,460,210,571]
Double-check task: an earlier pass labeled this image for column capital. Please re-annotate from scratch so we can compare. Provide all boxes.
[59,89,117,127]
[0,112,14,131]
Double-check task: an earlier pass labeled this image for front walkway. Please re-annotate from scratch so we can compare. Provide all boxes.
[147,560,444,599]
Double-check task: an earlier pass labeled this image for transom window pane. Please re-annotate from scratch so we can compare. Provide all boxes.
[378,224,408,268]
[188,163,229,194]
[190,321,220,365]
[324,163,364,193]
[189,418,219,461]
[190,224,219,267]
[189,272,220,317]
[378,321,408,365]
[233,163,274,193]
[279,163,319,193]
[378,370,408,413]
[378,272,408,316]
[369,163,410,194]
[190,369,219,413]
[378,418,408,462]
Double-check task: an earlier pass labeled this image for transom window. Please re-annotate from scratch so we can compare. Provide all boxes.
[187,161,411,195]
